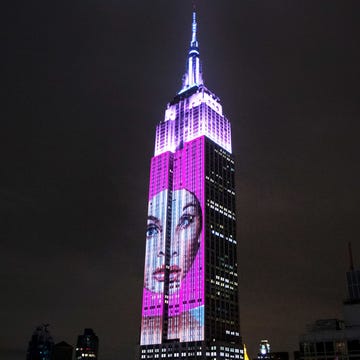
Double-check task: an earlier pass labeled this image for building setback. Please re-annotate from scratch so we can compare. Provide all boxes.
[138,9,243,360]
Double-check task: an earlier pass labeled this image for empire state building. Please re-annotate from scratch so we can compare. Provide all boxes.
[139,10,243,360]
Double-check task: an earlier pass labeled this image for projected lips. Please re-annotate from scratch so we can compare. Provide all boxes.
[152,265,182,283]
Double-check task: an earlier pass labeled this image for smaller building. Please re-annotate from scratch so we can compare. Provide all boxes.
[256,340,288,360]
[299,319,349,360]
[52,341,73,360]
[258,340,271,360]
[299,244,360,360]
[26,324,54,360]
[75,328,99,360]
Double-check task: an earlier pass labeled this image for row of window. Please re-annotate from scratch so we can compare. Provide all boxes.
[300,341,349,355]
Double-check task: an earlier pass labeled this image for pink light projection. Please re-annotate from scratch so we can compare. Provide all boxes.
[140,137,206,344]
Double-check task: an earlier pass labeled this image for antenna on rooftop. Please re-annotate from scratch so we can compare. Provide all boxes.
[348,242,354,271]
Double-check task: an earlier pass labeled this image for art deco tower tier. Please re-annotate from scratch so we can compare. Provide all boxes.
[139,11,243,360]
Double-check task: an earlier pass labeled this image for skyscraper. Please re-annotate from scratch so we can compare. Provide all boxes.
[26,324,54,360]
[75,328,99,360]
[139,10,243,360]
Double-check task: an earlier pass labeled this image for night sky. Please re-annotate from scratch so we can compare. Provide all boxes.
[2,1,360,359]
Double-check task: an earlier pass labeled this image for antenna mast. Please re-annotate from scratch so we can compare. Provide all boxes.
[348,242,354,271]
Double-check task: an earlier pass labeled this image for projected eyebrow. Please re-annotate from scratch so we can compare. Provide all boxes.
[182,203,198,212]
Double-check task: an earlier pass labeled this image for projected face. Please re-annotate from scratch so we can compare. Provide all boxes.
[169,189,202,284]
[144,189,202,293]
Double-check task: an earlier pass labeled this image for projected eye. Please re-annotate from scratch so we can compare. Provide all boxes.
[146,223,160,237]
[178,214,195,229]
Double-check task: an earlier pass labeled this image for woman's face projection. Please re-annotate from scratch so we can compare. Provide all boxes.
[144,189,202,293]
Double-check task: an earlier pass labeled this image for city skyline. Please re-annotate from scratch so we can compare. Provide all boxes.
[2,1,360,360]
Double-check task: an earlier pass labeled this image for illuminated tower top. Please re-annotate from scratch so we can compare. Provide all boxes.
[179,11,204,94]
[154,10,232,156]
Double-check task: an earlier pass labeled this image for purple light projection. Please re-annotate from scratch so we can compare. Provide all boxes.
[166,137,205,342]
[140,137,206,344]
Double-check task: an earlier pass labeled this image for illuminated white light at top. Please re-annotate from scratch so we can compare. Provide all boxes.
[154,10,232,156]
[179,11,203,94]
[154,87,232,155]
[191,12,197,43]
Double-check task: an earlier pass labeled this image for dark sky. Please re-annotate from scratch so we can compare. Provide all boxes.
[2,1,360,359]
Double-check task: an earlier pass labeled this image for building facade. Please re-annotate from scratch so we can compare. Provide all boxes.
[139,10,243,360]
[75,328,99,360]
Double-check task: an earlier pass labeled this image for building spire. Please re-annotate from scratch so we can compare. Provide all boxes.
[178,8,204,94]
[191,8,197,45]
